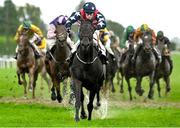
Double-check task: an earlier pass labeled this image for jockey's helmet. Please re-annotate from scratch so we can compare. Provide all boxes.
[157,31,164,38]
[140,24,149,31]
[126,25,135,34]
[58,15,68,25]
[83,2,96,14]
[23,20,31,29]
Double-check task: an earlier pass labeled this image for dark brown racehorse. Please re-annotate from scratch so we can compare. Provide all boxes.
[45,24,71,103]
[134,31,157,99]
[156,40,173,97]
[16,32,45,98]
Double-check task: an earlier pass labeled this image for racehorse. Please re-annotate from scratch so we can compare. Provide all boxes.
[45,24,71,103]
[102,51,118,96]
[70,20,104,121]
[134,31,157,99]
[16,32,45,98]
[155,40,173,97]
[119,39,135,100]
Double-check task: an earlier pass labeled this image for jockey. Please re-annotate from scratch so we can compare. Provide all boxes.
[109,30,121,53]
[120,25,136,63]
[14,20,46,59]
[121,25,136,50]
[132,24,161,64]
[99,28,115,60]
[46,15,74,60]
[156,30,173,70]
[65,2,108,64]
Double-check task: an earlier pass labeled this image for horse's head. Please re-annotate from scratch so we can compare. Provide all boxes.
[79,20,95,53]
[18,32,30,55]
[55,24,67,47]
[141,31,152,53]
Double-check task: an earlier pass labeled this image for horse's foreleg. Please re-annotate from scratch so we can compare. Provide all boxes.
[120,73,124,93]
[74,78,82,122]
[156,79,161,97]
[148,72,155,99]
[32,70,38,99]
[87,90,96,120]
[135,76,144,96]
[54,80,62,103]
[111,78,116,93]
[17,71,23,85]
[125,77,132,100]
[80,88,87,119]
[164,76,171,95]
[21,73,27,98]
[62,79,67,97]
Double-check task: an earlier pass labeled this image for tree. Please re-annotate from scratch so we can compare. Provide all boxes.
[0,0,19,36]
[17,3,46,34]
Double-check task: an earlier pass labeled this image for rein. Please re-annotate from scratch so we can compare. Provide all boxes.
[76,52,98,64]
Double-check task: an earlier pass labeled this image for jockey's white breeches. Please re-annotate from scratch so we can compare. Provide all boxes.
[105,39,114,55]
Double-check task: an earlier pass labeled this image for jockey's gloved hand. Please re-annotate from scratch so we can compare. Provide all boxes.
[36,38,42,45]
[96,25,101,30]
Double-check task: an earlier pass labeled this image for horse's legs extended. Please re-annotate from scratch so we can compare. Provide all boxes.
[17,71,23,85]
[111,78,116,93]
[80,88,87,119]
[125,77,132,100]
[164,76,171,95]
[120,73,124,93]
[55,80,62,103]
[32,70,38,99]
[148,72,155,99]
[135,76,144,96]
[74,78,82,122]
[51,85,56,101]
[156,79,161,97]
[87,90,96,120]
[21,73,27,97]
[28,68,35,91]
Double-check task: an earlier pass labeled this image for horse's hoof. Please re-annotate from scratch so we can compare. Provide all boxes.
[148,94,153,99]
[96,102,101,107]
[57,96,62,103]
[166,87,171,93]
[81,113,87,119]
[112,89,116,93]
[75,117,80,122]
[51,93,57,101]
[120,89,124,93]
[18,81,23,85]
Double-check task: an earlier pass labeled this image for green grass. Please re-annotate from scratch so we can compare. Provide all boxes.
[0,103,179,127]
[0,53,180,127]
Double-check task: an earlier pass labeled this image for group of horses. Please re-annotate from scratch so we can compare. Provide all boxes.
[15,20,173,121]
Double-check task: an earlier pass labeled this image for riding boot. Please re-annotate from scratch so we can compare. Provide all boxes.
[98,51,109,64]
[152,47,161,65]
[30,44,41,59]
[131,44,142,64]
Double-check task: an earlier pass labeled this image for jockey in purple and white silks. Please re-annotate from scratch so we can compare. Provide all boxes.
[46,15,74,60]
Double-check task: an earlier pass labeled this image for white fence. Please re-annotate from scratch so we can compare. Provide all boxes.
[0,56,16,68]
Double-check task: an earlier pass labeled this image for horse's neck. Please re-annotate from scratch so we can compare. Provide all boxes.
[79,44,94,61]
